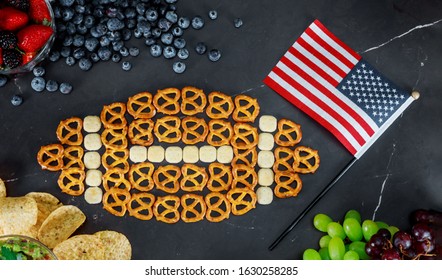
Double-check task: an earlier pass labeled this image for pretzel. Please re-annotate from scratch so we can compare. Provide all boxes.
[205,192,231,223]
[181,86,207,115]
[206,91,234,119]
[128,119,155,146]
[232,94,260,123]
[227,188,257,216]
[274,171,303,198]
[100,102,127,129]
[63,146,85,170]
[273,147,295,173]
[180,164,208,192]
[180,194,207,223]
[101,127,128,150]
[102,148,130,173]
[153,195,181,224]
[57,168,85,196]
[102,187,131,217]
[207,119,233,146]
[231,164,258,190]
[102,168,132,192]
[231,147,258,167]
[207,163,232,192]
[37,144,64,171]
[128,192,156,221]
[127,91,156,119]
[153,87,181,115]
[181,116,208,145]
[274,118,302,147]
[153,165,181,194]
[154,116,181,143]
[293,146,320,174]
[128,162,155,192]
[230,123,258,149]
[56,117,83,145]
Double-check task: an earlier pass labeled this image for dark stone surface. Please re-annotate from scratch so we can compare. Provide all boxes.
[0,0,441,259]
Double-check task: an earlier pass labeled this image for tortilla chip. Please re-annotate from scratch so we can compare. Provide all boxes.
[37,205,86,249]
[53,234,105,260]
[26,192,63,237]
[0,178,5,198]
[94,230,132,260]
[0,197,38,236]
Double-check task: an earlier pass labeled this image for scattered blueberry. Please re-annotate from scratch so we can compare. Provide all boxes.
[208,49,222,62]
[0,75,7,87]
[119,47,129,57]
[10,95,23,106]
[84,37,99,52]
[112,40,124,52]
[209,10,218,20]
[32,67,45,77]
[90,52,100,62]
[195,42,207,55]
[49,51,61,62]
[145,8,158,22]
[163,46,176,59]
[46,80,59,92]
[150,44,162,57]
[172,61,186,74]
[60,47,71,58]
[73,47,86,59]
[59,82,73,94]
[234,18,243,28]
[65,56,76,66]
[129,47,140,57]
[107,18,124,31]
[145,38,156,46]
[191,16,204,30]
[173,38,186,49]
[178,17,190,29]
[158,18,172,32]
[172,26,183,37]
[112,53,121,63]
[31,77,46,92]
[161,33,173,45]
[79,58,92,71]
[59,0,75,7]
[121,61,132,71]
[165,11,178,23]
[98,47,112,61]
[177,48,189,60]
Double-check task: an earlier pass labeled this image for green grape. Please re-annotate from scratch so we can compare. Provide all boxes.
[343,250,360,260]
[387,225,399,239]
[313,213,333,232]
[343,218,363,241]
[318,247,331,260]
[303,248,321,260]
[319,235,332,248]
[344,209,361,224]
[327,222,346,239]
[348,241,370,260]
[361,220,379,241]
[328,237,345,260]
[375,221,389,229]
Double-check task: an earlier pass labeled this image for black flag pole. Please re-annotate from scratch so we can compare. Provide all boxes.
[268,157,358,251]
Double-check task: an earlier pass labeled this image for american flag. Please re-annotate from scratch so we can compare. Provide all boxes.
[264,19,415,158]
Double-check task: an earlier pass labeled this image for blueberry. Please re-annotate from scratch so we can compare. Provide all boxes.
[112,53,121,63]
[108,31,121,42]
[107,18,124,31]
[208,49,221,62]
[135,3,146,15]
[191,16,204,30]
[59,82,73,94]
[62,8,74,21]
[76,24,88,34]
[46,80,59,92]
[124,7,136,18]
[0,75,7,87]
[65,56,76,66]
[145,8,158,22]
[99,36,110,47]
[165,11,178,23]
[165,0,178,3]
[62,36,73,47]
[75,5,85,14]
[151,28,161,38]
[163,46,176,59]
[49,51,61,62]
[32,67,45,77]
[90,53,100,62]
[129,47,140,57]
[234,18,243,28]
[178,17,190,29]
[158,18,172,32]
[72,14,83,25]
[173,38,186,49]
[11,95,23,106]
[60,0,75,7]
[121,61,132,71]
[172,26,183,37]
[60,47,71,58]
[122,29,131,41]
[133,28,142,38]
[172,61,186,74]
[112,40,124,52]
[73,48,86,59]
[149,44,162,57]
[31,77,46,92]
[195,42,207,55]
[98,47,112,61]
[79,58,92,71]
[177,48,189,60]
[161,33,173,45]
[73,34,85,47]
[209,10,218,20]
[137,20,151,33]
[120,47,129,57]
[145,38,156,46]
[85,37,99,52]
[125,18,136,29]
[66,22,76,35]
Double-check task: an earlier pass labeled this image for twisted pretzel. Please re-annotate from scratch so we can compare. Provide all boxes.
[232,147,258,167]
[293,146,320,174]
[57,168,85,196]
[207,163,232,192]
[274,118,302,147]
[231,164,258,190]
[180,194,206,223]
[154,116,181,143]
[127,91,156,119]
[102,148,129,173]
[128,192,156,221]
[232,95,260,123]
[153,165,181,194]
[181,86,207,115]
[206,91,234,119]
[103,187,131,217]
[205,192,231,223]
[100,102,127,129]
[180,164,208,192]
[63,146,85,170]
[230,123,258,149]
[181,116,208,145]
[153,87,181,115]
[207,119,233,146]
[37,144,64,171]
[227,188,257,216]
[274,171,303,198]
[101,127,128,150]
[128,119,155,146]
[56,117,83,146]
[128,162,154,192]
[102,168,131,192]
[273,147,295,173]
[153,195,181,224]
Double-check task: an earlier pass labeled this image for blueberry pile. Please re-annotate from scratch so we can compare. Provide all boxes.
[30,66,73,95]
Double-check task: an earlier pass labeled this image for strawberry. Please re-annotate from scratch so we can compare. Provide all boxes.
[22,51,36,64]
[28,0,51,25]
[0,49,3,66]
[17,24,53,53]
[0,7,29,31]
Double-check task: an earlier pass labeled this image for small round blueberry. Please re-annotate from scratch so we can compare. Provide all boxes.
[146,8,158,22]
[160,33,173,45]
[120,47,129,57]
[65,56,76,66]
[172,61,186,74]
[145,38,156,46]
[163,46,176,59]
[209,10,218,20]
[79,58,92,71]
[46,80,59,92]
[90,53,100,62]
[208,49,222,62]
[191,16,204,30]
[165,11,178,23]
[129,47,140,57]
[234,18,243,28]
[178,17,190,29]
[31,77,46,92]
[150,44,162,57]
[172,26,183,37]
[177,48,189,60]
[49,51,61,62]
[32,67,45,77]
[173,38,186,49]
[122,61,132,71]
[0,75,7,87]
[11,94,23,106]
[195,42,207,55]
[59,82,73,94]
[112,53,121,63]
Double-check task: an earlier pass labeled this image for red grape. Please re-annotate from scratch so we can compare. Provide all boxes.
[381,248,401,260]
[393,231,413,251]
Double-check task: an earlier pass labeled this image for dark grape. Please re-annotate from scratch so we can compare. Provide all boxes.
[393,231,413,251]
[377,228,392,241]
[369,233,386,248]
[410,209,442,226]
[365,242,382,259]
[381,248,401,260]
[411,223,434,242]
[414,240,435,255]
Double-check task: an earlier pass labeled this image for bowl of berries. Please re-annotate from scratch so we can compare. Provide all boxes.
[0,0,55,75]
